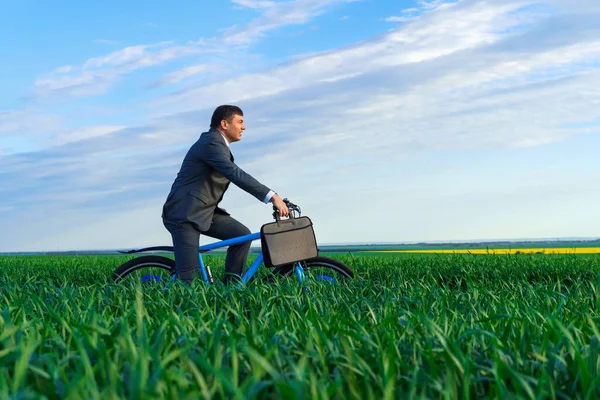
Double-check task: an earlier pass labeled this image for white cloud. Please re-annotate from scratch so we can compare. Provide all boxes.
[33,0,357,99]
[0,108,63,136]
[52,125,125,146]
[231,0,277,9]
[82,42,172,70]
[157,64,212,85]
[319,72,362,82]
[154,1,548,114]
[385,5,425,23]
[52,65,73,74]
[385,16,415,22]
[220,0,359,45]
[418,0,449,10]
[34,42,208,97]
[94,39,121,45]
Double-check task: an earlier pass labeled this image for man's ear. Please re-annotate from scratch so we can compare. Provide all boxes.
[220,119,228,130]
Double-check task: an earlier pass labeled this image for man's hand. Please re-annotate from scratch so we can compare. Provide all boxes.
[270,194,289,217]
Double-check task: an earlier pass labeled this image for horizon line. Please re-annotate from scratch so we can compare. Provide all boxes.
[2,236,599,254]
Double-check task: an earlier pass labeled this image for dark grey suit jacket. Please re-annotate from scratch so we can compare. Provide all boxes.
[162,128,271,232]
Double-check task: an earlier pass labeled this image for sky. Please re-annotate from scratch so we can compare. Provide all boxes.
[1,0,599,252]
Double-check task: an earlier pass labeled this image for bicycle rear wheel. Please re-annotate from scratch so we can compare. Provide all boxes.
[272,256,354,283]
[111,255,176,285]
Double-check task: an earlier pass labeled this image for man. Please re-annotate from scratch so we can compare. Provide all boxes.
[161,105,289,284]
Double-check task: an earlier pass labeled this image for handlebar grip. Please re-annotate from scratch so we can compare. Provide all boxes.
[271,198,301,220]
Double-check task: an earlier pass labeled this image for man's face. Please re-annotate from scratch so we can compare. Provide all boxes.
[221,114,245,143]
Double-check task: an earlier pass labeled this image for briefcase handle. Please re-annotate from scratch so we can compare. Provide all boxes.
[272,198,302,221]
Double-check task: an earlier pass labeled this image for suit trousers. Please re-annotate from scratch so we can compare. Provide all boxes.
[164,213,251,284]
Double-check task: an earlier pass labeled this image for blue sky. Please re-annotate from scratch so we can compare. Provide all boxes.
[1,0,599,251]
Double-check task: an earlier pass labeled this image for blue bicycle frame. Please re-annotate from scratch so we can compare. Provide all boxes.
[191,231,305,285]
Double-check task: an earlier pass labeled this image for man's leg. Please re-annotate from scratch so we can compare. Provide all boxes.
[202,213,251,284]
[164,221,201,284]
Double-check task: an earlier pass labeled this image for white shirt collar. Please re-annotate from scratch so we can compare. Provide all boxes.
[219,132,230,147]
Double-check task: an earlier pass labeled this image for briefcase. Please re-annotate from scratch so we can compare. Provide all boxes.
[260,216,318,267]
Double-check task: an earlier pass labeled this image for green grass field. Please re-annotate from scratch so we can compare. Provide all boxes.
[1,252,600,399]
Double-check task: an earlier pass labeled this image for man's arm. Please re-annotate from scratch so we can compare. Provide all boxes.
[263,190,275,204]
[200,136,288,215]
[200,138,269,199]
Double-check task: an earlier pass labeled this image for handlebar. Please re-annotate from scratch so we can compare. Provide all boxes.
[272,198,301,220]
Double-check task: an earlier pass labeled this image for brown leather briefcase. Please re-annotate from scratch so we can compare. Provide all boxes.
[260,216,318,267]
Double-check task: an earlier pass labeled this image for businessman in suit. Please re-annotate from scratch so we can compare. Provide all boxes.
[162,105,289,284]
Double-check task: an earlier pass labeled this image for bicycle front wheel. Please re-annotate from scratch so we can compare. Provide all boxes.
[111,255,176,285]
[273,256,354,283]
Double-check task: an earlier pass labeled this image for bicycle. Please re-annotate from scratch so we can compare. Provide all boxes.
[110,199,354,287]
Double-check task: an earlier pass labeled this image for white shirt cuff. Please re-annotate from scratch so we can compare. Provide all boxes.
[263,190,275,204]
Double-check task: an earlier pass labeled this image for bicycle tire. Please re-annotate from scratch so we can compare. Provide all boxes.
[272,256,354,281]
[111,255,175,284]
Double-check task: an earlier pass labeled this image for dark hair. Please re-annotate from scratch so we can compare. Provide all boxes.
[210,105,243,129]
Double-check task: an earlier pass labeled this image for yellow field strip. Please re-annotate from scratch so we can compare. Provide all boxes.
[365,248,600,254]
